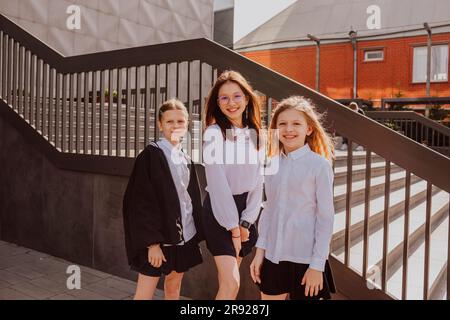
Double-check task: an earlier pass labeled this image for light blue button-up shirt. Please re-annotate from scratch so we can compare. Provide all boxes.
[256,144,335,272]
[158,138,196,244]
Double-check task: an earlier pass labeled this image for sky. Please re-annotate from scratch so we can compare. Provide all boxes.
[214,0,298,43]
[234,0,297,42]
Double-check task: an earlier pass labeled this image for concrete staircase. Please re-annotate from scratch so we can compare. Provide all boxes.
[2,12,449,299]
[16,99,204,160]
[9,96,450,300]
[331,150,449,300]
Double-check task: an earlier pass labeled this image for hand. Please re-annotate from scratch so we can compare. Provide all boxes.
[301,268,323,297]
[231,235,242,258]
[148,244,167,268]
[250,248,265,284]
[239,226,250,242]
[230,227,242,258]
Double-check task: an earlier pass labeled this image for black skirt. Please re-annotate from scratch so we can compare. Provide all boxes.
[131,237,203,277]
[202,192,258,258]
[259,258,336,300]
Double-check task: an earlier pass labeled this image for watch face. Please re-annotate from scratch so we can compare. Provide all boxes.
[241,221,251,229]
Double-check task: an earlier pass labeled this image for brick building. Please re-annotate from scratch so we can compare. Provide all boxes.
[235,0,450,110]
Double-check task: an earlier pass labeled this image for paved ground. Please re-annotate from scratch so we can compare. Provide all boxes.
[1,240,348,300]
[0,240,164,300]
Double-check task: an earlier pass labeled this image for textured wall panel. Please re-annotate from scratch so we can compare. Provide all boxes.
[0,0,213,56]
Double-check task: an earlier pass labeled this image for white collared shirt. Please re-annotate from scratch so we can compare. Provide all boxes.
[256,144,335,272]
[203,124,264,231]
[158,138,196,243]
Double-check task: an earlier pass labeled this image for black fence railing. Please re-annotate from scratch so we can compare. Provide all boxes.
[366,111,450,157]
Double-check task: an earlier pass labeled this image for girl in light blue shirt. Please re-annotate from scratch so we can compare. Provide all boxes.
[250,96,336,300]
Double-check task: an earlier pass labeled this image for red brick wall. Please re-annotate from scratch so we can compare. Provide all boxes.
[241,33,450,107]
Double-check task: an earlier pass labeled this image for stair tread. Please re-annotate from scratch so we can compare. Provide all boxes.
[348,191,447,260]
[333,190,448,246]
[333,170,411,197]
[388,216,449,300]
[332,192,449,300]
[335,150,368,157]
[333,180,433,233]
[334,161,390,174]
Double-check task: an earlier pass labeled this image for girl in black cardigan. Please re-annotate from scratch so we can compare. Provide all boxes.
[123,99,203,300]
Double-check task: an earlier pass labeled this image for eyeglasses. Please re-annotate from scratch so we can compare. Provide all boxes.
[217,93,245,106]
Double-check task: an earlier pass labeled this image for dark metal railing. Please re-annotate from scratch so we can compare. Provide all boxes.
[366,111,450,157]
[1,13,450,300]
[332,137,449,299]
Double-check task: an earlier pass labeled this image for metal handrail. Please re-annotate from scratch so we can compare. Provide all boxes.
[367,111,450,137]
[367,111,450,157]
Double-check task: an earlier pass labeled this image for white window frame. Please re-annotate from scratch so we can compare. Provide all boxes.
[412,44,449,83]
[364,49,384,62]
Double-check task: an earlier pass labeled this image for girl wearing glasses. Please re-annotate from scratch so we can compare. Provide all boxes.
[202,70,264,299]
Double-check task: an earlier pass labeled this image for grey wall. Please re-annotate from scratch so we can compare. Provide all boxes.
[214,7,233,48]
[0,105,260,299]
[0,0,214,56]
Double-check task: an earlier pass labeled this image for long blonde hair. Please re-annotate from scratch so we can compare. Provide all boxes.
[268,96,334,160]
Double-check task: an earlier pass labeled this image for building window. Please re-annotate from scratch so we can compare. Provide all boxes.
[364,49,384,62]
[413,44,448,83]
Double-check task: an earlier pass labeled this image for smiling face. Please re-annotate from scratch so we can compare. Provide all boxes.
[217,81,248,128]
[276,108,313,154]
[158,109,188,145]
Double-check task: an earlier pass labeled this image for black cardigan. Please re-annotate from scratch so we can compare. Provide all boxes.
[122,143,203,269]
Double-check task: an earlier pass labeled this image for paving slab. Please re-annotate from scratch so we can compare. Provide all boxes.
[0,241,167,300]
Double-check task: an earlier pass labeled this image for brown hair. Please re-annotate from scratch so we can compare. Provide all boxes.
[268,96,334,161]
[158,98,189,122]
[204,70,262,148]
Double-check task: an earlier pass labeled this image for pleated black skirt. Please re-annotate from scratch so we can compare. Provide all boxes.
[131,237,203,277]
[259,258,336,300]
[202,192,258,258]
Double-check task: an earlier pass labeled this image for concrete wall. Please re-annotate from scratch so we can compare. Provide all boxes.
[0,104,260,299]
[213,7,233,48]
[0,0,214,56]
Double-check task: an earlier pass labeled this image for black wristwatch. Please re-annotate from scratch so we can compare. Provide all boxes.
[239,220,251,229]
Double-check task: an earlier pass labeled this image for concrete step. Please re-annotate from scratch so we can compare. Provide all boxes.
[21,103,201,119]
[332,190,449,300]
[372,201,448,293]
[334,162,403,186]
[332,181,441,254]
[428,261,448,300]
[333,170,422,212]
[334,152,384,167]
[388,214,449,300]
